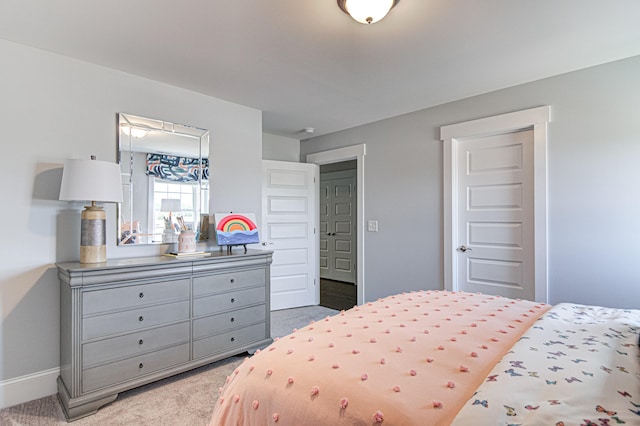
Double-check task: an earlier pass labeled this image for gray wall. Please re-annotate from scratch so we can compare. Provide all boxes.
[301,55,640,309]
[262,132,300,161]
[0,39,263,389]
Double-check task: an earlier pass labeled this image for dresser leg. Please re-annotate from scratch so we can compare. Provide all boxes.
[57,377,118,422]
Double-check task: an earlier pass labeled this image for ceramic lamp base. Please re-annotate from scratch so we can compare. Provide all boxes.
[80,205,106,264]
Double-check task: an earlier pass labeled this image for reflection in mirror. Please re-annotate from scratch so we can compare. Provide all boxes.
[117,113,209,246]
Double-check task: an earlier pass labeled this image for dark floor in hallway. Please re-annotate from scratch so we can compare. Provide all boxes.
[319,278,357,310]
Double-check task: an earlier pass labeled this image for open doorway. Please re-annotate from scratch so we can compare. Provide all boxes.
[307,144,365,306]
[319,161,357,310]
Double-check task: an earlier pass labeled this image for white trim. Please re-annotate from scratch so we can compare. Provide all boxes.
[307,144,366,305]
[440,106,550,303]
[532,121,549,302]
[440,106,550,140]
[0,367,59,409]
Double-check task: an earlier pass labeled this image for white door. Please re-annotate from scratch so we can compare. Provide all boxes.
[319,171,356,283]
[262,160,318,310]
[456,130,535,300]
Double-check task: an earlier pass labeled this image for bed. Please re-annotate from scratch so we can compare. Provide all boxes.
[210,291,640,425]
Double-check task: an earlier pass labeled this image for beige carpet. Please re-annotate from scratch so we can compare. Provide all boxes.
[0,306,337,426]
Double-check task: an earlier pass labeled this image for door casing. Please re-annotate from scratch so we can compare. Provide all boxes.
[440,106,550,303]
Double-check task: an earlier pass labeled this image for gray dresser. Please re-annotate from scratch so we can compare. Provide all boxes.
[56,249,272,421]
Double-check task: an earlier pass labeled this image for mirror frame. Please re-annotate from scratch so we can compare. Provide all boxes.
[117,113,210,246]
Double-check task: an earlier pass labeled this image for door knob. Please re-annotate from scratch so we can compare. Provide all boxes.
[457,245,472,253]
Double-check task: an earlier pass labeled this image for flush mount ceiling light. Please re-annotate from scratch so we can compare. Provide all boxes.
[120,125,148,138]
[337,0,400,24]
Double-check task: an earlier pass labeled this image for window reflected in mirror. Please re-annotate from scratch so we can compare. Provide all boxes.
[117,113,209,246]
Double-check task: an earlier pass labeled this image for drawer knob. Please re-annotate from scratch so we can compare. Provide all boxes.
[139,363,144,369]
[139,339,144,345]
[139,316,144,322]
[230,317,235,323]
[230,298,235,303]
[230,278,235,284]
[230,337,235,342]
[139,292,144,298]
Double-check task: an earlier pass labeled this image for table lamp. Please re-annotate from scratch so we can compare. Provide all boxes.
[160,198,182,224]
[59,155,123,264]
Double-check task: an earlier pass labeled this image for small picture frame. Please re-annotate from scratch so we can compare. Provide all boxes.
[199,215,210,240]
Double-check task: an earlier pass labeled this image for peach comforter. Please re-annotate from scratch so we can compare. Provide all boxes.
[211,291,549,425]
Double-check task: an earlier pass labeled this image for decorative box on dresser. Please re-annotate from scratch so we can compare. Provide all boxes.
[56,249,272,421]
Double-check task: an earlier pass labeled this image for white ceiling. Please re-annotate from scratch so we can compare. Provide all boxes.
[1,0,639,139]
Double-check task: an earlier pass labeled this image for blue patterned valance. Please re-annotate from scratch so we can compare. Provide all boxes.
[146,154,209,182]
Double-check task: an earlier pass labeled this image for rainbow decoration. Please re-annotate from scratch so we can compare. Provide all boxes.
[216,214,257,232]
[214,213,259,246]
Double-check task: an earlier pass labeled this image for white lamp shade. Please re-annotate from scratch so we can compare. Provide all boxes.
[59,158,123,203]
[160,198,182,212]
[343,0,395,24]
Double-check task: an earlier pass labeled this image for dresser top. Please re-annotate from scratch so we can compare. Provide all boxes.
[57,248,272,273]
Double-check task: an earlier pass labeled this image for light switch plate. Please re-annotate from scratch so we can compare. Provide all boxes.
[367,220,378,232]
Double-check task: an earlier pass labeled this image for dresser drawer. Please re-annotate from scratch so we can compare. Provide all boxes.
[193,323,266,359]
[82,321,190,368]
[83,300,190,340]
[193,305,266,339]
[193,286,265,317]
[83,278,190,316]
[193,268,264,296]
[83,343,189,393]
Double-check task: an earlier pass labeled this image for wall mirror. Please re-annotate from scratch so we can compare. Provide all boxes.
[117,113,210,246]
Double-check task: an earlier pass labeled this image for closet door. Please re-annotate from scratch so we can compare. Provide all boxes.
[319,171,356,283]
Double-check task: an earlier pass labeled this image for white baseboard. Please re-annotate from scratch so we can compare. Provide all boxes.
[0,368,59,409]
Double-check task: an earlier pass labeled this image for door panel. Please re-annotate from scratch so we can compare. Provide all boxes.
[270,274,309,292]
[335,240,351,252]
[262,160,318,310]
[457,130,534,300]
[468,258,523,287]
[268,222,308,239]
[335,202,351,215]
[268,170,308,187]
[268,196,308,213]
[335,221,352,233]
[335,258,352,272]
[273,248,308,265]
[468,222,523,247]
[469,184,523,209]
[470,143,523,171]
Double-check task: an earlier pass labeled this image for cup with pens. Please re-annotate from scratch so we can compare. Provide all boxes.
[177,216,196,253]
